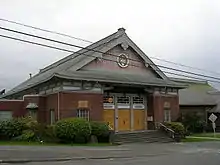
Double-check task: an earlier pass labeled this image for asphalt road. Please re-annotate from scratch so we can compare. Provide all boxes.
[6,152,220,165]
[2,142,220,165]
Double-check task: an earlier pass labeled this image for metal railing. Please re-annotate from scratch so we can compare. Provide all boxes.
[159,122,175,139]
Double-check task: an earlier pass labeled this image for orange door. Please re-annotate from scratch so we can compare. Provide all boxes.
[103,110,115,130]
[118,110,131,131]
[133,110,145,130]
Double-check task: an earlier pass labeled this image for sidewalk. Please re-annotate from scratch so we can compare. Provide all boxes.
[0,143,178,163]
[187,136,220,140]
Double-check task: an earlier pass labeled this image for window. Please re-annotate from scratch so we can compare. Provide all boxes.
[164,110,171,122]
[133,97,144,104]
[0,111,12,121]
[117,96,130,104]
[28,110,37,120]
[50,109,55,125]
[103,96,114,104]
[77,108,89,121]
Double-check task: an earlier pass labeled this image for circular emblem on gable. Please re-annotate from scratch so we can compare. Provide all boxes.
[117,53,129,68]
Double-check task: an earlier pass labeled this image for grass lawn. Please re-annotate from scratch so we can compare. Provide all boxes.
[182,137,220,142]
[0,141,113,146]
[192,133,220,138]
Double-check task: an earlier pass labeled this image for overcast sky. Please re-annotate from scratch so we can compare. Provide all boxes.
[1,0,220,91]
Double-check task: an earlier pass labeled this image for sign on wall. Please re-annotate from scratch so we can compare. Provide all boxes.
[117,53,129,68]
[78,101,89,108]
[164,102,171,108]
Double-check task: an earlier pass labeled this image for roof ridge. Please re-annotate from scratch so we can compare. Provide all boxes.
[3,28,125,97]
[39,30,124,74]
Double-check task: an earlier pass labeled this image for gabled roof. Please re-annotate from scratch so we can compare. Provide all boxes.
[55,70,183,88]
[2,28,184,98]
[171,77,218,106]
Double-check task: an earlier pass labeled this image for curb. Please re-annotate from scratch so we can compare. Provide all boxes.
[0,153,168,163]
[0,157,87,164]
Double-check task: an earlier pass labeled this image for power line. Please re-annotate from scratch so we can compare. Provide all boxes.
[0,34,74,53]
[0,18,93,43]
[151,56,220,76]
[1,26,220,82]
[1,33,220,84]
[0,17,218,76]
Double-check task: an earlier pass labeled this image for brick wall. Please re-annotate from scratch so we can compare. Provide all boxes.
[59,92,103,121]
[0,100,25,117]
[148,93,179,123]
[45,93,58,123]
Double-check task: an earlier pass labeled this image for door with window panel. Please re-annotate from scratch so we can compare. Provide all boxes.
[103,96,115,130]
[133,96,146,130]
[117,96,131,131]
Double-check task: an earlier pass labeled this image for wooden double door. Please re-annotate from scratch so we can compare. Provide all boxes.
[103,94,146,132]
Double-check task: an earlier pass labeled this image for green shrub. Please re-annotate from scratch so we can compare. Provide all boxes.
[0,118,24,139]
[55,118,91,143]
[90,121,110,143]
[165,122,185,136]
[90,121,109,136]
[181,113,206,133]
[14,130,36,142]
[20,116,38,130]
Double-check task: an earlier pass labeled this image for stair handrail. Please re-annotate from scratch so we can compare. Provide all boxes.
[159,122,175,139]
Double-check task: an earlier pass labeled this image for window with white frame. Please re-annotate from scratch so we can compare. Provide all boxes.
[117,96,130,104]
[76,108,89,121]
[164,110,171,122]
[133,96,144,104]
[0,111,12,121]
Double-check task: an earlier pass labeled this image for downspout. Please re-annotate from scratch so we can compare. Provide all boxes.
[57,92,60,120]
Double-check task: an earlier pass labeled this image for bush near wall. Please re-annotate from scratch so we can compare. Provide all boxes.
[0,117,112,144]
[55,118,91,143]
[165,122,185,137]
[181,113,206,133]
[0,117,58,142]
[0,118,24,139]
[90,121,110,143]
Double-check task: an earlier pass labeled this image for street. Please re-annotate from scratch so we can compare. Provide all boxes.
[6,152,220,165]
[1,142,220,165]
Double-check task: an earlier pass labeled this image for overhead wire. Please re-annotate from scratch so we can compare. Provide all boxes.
[1,26,220,82]
[0,33,220,84]
[0,18,93,43]
[1,17,218,76]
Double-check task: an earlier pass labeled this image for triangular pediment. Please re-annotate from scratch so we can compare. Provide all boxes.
[3,28,172,98]
[67,28,168,80]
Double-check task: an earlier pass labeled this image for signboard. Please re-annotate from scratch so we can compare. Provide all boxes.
[208,113,218,137]
[209,113,217,123]
[78,101,88,108]
[164,102,171,108]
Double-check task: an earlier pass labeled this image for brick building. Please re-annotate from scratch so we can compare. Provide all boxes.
[0,28,184,132]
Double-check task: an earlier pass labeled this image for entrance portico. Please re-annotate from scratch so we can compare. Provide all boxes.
[103,93,147,132]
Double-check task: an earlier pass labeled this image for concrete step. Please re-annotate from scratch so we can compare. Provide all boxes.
[113,130,174,143]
